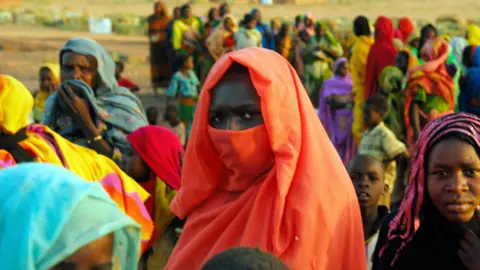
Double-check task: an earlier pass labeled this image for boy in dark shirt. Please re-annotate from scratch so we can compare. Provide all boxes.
[348,154,389,270]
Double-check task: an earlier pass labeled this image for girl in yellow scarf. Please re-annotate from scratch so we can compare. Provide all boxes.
[33,63,60,123]
[0,74,153,253]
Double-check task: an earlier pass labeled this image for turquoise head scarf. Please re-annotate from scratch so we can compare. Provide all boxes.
[0,163,141,269]
[42,37,148,157]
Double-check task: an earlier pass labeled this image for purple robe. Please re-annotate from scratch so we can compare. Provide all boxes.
[318,68,357,165]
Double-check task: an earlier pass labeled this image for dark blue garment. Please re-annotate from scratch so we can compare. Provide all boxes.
[255,23,275,50]
[459,48,480,116]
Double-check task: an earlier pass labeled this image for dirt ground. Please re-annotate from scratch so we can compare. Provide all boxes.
[0,0,477,268]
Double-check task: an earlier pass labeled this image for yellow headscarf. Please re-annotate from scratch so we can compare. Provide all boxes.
[0,75,33,134]
[467,24,480,45]
[34,63,60,123]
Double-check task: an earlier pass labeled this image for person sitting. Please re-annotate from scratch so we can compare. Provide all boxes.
[42,37,148,164]
[373,113,480,270]
[348,154,389,270]
[161,105,186,146]
[201,247,289,270]
[0,163,142,269]
[115,61,140,92]
[359,95,409,209]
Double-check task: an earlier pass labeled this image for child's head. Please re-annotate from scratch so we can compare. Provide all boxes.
[243,14,257,30]
[363,95,388,127]
[395,51,410,75]
[146,106,159,125]
[177,53,194,70]
[115,61,125,79]
[201,247,289,270]
[348,155,387,210]
[164,105,180,125]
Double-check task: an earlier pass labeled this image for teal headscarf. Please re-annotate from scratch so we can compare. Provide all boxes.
[42,37,148,156]
[0,163,141,269]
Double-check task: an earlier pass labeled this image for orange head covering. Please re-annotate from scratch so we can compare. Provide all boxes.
[166,48,366,269]
[398,17,415,43]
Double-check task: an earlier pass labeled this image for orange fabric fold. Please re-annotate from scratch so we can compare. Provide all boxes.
[166,48,366,270]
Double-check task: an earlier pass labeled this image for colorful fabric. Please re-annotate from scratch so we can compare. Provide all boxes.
[396,17,415,44]
[377,113,480,266]
[319,57,356,164]
[118,77,139,92]
[467,24,480,45]
[148,3,172,86]
[33,63,60,123]
[359,122,407,206]
[172,17,204,53]
[250,9,275,50]
[404,37,455,147]
[165,48,366,269]
[0,163,141,269]
[42,38,148,159]
[0,75,153,251]
[127,126,182,244]
[206,14,238,60]
[459,46,480,115]
[365,16,397,99]
[234,27,262,50]
[379,66,407,142]
[350,35,374,143]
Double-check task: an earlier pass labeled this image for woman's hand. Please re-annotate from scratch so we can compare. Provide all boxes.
[58,83,98,137]
[459,230,480,270]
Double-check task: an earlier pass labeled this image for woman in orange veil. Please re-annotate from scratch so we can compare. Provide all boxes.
[165,48,366,269]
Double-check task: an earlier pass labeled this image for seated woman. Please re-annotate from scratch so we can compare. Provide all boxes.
[164,48,366,269]
[373,113,480,270]
[404,36,455,148]
[0,163,141,269]
[123,125,184,267]
[0,75,153,251]
[319,57,356,164]
[42,37,148,163]
[459,46,480,116]
[33,63,60,123]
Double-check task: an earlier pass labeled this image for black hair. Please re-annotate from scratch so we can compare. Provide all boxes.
[299,29,310,40]
[294,15,301,26]
[219,3,229,17]
[176,53,191,69]
[278,23,290,38]
[366,95,388,118]
[242,14,255,27]
[396,51,410,74]
[208,8,216,21]
[463,45,474,68]
[115,61,125,72]
[164,104,179,121]
[353,16,371,37]
[418,24,438,56]
[146,106,159,125]
[201,248,289,270]
[180,4,191,18]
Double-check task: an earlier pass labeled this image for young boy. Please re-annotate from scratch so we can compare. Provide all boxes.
[359,95,409,209]
[161,105,186,146]
[201,247,289,270]
[348,154,389,270]
[115,61,140,92]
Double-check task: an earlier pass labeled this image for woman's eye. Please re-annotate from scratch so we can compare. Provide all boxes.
[241,112,253,121]
[433,170,448,177]
[464,168,479,177]
[210,113,224,123]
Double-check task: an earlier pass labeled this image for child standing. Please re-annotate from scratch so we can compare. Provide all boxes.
[359,95,409,209]
[348,154,389,270]
[161,105,186,146]
[167,54,199,141]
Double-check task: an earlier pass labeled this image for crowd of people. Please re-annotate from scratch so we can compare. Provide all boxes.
[2,0,480,269]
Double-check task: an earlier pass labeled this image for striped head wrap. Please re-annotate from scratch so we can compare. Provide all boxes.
[380,112,480,266]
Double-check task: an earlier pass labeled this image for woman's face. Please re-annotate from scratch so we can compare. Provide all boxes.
[224,18,234,32]
[52,233,114,270]
[335,62,349,77]
[247,19,257,30]
[427,138,480,223]
[122,148,150,182]
[209,68,263,131]
[40,68,57,93]
[61,52,100,89]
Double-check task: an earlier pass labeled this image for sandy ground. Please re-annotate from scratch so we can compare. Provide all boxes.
[0,0,477,267]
